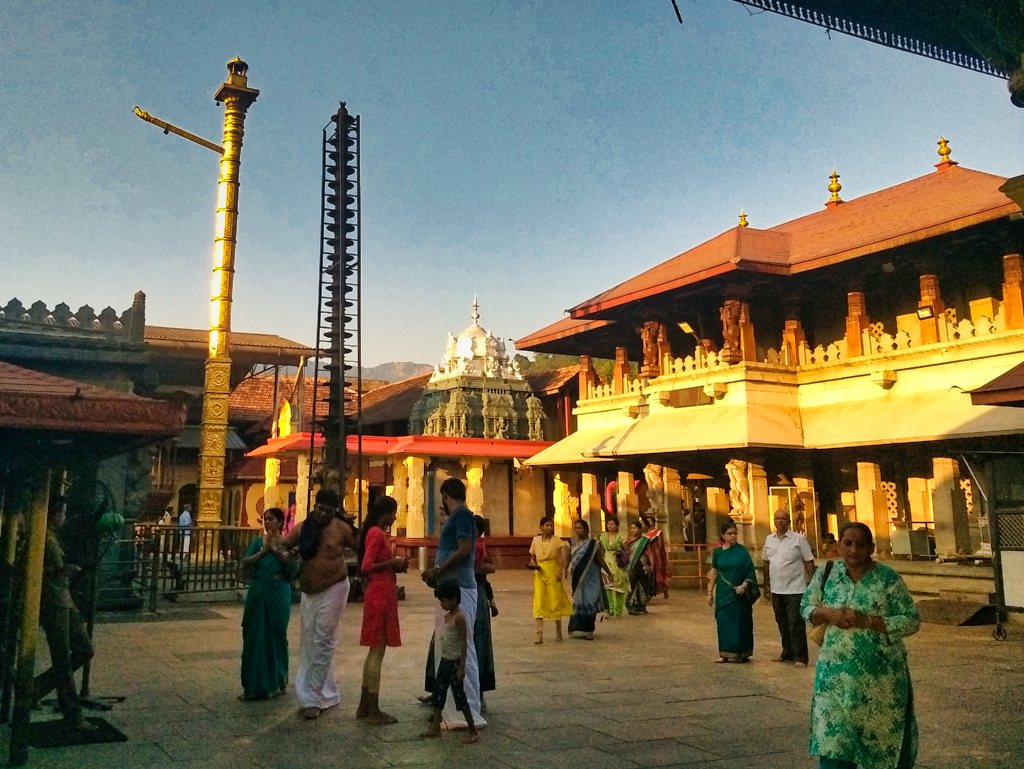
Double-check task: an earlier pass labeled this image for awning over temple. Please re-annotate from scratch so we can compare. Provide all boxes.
[969,362,1024,408]
[246,432,552,460]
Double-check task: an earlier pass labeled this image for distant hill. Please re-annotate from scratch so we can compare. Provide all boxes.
[361,361,432,383]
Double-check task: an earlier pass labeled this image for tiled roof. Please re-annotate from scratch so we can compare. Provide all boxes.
[568,165,1017,319]
[525,365,581,395]
[145,326,314,355]
[229,373,330,425]
[970,362,1024,407]
[0,360,184,435]
[360,373,431,427]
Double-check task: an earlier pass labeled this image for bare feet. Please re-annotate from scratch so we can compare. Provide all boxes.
[714,657,729,664]
[420,729,441,739]
[301,706,321,719]
[462,731,480,744]
[368,711,398,725]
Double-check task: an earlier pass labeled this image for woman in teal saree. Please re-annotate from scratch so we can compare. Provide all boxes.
[625,520,652,615]
[567,519,611,639]
[240,507,298,700]
[707,522,757,663]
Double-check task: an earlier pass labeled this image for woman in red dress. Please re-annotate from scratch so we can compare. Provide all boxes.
[356,495,408,724]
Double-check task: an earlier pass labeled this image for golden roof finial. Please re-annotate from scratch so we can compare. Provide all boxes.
[825,170,844,208]
[738,211,748,228]
[935,136,959,171]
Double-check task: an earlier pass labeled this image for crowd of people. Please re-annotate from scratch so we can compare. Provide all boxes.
[229,484,920,765]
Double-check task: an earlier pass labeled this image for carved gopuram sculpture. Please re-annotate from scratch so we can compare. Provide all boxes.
[726,459,750,519]
[526,394,545,441]
[640,320,662,378]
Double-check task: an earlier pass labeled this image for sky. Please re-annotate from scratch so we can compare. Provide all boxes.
[2,1,1023,368]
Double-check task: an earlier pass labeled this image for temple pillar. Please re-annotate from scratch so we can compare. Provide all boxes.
[855,462,890,556]
[792,472,817,552]
[747,462,770,553]
[706,486,729,542]
[404,456,427,538]
[1002,254,1024,329]
[918,275,946,345]
[616,470,639,527]
[263,457,284,513]
[845,291,869,358]
[580,472,603,532]
[553,471,579,538]
[613,347,629,394]
[781,319,806,366]
[663,467,684,545]
[391,457,409,536]
[344,459,368,520]
[932,457,971,556]
[463,458,488,517]
[294,452,312,525]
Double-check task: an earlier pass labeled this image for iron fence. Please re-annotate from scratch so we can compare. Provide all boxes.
[95,525,260,612]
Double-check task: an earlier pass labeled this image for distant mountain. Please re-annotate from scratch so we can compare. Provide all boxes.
[361,361,432,383]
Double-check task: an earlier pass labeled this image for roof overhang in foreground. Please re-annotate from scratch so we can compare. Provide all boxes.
[527,389,1024,467]
[246,432,553,461]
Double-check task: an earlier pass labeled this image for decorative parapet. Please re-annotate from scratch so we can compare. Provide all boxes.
[0,292,146,342]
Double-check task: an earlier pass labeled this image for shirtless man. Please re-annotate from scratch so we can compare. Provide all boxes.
[282,487,357,719]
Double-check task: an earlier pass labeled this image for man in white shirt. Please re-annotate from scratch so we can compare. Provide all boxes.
[763,509,815,667]
[178,504,193,559]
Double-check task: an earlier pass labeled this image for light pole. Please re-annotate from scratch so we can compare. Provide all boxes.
[135,58,259,527]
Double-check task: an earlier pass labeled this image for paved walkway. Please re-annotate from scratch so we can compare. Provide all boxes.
[8,570,1023,768]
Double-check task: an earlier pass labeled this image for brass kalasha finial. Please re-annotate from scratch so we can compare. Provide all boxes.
[825,170,844,208]
[738,211,748,228]
[935,136,959,170]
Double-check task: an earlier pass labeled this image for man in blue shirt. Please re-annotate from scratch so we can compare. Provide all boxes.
[421,478,484,729]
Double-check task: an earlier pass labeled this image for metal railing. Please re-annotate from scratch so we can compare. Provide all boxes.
[95,525,260,612]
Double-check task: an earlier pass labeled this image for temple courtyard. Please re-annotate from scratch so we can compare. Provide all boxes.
[14,569,1022,769]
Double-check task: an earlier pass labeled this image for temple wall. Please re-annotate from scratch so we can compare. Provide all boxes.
[512,467,546,536]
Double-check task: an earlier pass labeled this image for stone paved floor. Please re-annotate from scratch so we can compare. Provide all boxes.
[7,570,1023,768]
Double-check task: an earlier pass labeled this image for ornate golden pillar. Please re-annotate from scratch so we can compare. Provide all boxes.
[405,456,426,538]
[391,457,409,535]
[294,452,312,525]
[552,471,578,538]
[197,59,259,527]
[463,458,488,517]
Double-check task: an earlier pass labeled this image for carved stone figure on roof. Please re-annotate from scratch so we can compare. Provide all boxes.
[720,300,742,363]
[640,320,662,378]
[526,394,545,441]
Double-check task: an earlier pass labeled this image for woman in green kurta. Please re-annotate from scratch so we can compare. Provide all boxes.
[598,517,628,617]
[239,507,298,700]
[707,522,757,662]
[801,521,919,769]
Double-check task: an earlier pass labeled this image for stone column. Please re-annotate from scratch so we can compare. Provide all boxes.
[845,291,869,358]
[580,472,603,532]
[613,347,629,394]
[663,467,684,545]
[932,457,971,556]
[738,301,757,362]
[706,486,730,542]
[404,456,427,538]
[1002,254,1024,329]
[918,275,946,345]
[781,319,806,366]
[855,462,891,557]
[746,462,769,555]
[616,470,638,527]
[391,457,409,536]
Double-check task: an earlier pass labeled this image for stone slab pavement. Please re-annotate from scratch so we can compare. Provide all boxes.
[6,569,1022,769]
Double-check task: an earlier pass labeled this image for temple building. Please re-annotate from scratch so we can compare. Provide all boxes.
[516,141,1024,598]
[246,302,581,559]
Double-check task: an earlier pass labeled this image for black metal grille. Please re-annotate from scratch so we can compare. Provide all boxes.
[996,510,1024,550]
[312,103,362,512]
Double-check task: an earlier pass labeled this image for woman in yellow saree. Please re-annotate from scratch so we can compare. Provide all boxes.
[527,516,572,644]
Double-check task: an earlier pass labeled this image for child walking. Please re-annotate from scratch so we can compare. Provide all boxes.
[421,581,479,743]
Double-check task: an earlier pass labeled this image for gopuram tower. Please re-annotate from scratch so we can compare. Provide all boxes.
[409,299,545,442]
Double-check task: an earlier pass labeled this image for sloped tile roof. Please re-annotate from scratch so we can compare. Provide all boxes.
[525,365,582,394]
[229,373,330,425]
[567,165,1017,319]
[0,360,184,435]
[145,325,314,355]
[360,373,431,427]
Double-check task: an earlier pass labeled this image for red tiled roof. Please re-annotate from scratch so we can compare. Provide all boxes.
[525,365,582,395]
[229,373,329,424]
[567,165,1017,319]
[970,362,1024,407]
[360,373,431,427]
[247,432,552,460]
[0,361,184,435]
[515,317,613,351]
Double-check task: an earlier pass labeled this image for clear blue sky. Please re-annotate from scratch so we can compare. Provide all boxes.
[3,1,1022,367]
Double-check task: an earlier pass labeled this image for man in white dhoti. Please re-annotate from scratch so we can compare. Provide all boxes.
[282,488,357,719]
